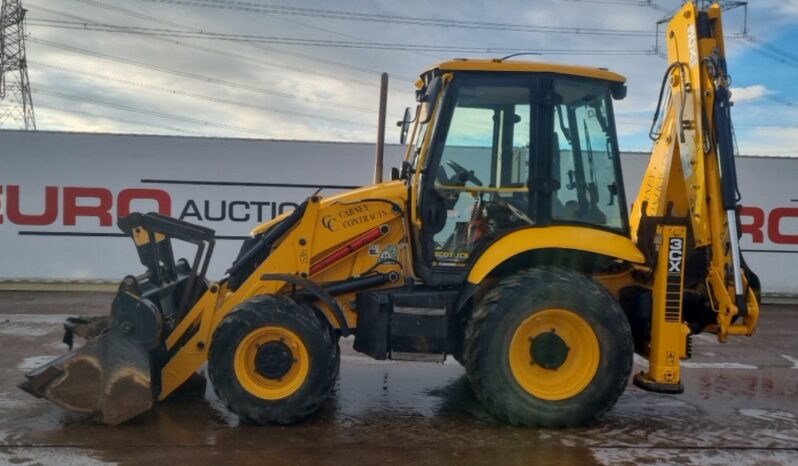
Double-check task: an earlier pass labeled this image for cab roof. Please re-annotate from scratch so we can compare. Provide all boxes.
[423,58,626,83]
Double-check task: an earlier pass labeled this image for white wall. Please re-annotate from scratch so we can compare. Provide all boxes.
[1,130,796,294]
[620,154,798,295]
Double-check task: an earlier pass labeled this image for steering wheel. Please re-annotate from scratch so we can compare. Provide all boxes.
[446,160,483,186]
[498,199,535,226]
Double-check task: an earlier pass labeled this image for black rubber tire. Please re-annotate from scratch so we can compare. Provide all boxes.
[208,294,340,425]
[464,267,633,427]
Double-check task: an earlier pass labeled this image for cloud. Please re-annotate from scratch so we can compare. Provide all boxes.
[774,0,798,17]
[730,85,774,104]
[6,0,795,155]
[733,126,798,157]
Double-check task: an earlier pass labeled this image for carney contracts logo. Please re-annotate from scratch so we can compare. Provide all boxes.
[321,215,337,232]
[320,204,390,233]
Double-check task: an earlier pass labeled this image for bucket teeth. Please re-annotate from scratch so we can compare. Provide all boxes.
[18,354,67,397]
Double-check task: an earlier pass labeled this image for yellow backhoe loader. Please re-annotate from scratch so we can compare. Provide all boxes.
[21,1,760,427]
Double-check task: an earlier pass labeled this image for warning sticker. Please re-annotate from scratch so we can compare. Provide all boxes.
[368,245,380,256]
[380,245,398,261]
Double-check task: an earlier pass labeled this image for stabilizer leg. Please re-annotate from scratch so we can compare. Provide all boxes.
[634,225,690,394]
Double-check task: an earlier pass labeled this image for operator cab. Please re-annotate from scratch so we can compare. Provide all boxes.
[399,59,630,278]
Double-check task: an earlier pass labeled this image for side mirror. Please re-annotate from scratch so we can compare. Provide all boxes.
[391,166,401,180]
[611,83,627,100]
[399,160,412,179]
[418,76,442,124]
[397,107,413,145]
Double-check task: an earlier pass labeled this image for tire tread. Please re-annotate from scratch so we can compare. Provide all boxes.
[208,294,339,425]
[464,267,633,427]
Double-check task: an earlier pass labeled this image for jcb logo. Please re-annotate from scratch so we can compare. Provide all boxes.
[668,237,684,273]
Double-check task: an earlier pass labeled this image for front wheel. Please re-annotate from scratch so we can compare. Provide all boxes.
[208,295,339,425]
[464,267,633,427]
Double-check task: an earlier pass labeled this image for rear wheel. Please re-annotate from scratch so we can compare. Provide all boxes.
[464,267,633,427]
[208,295,339,425]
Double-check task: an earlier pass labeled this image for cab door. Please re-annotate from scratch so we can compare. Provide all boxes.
[415,75,538,278]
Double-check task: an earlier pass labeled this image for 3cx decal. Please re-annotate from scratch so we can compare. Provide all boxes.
[668,237,684,273]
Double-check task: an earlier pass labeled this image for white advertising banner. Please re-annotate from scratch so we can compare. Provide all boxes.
[1,130,796,294]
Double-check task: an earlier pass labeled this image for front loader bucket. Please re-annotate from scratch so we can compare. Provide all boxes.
[19,330,154,425]
[19,212,217,424]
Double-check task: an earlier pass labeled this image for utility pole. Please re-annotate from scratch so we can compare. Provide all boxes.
[0,0,35,130]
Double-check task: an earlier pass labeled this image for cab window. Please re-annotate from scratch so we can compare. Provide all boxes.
[431,81,534,267]
[551,79,624,229]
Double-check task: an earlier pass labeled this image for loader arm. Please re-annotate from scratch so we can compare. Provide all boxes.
[159,183,408,399]
[631,1,759,344]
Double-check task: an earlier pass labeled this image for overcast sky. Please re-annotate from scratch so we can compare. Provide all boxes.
[10,0,798,155]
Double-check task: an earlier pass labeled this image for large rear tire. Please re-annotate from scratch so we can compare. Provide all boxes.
[208,295,339,425]
[464,267,633,427]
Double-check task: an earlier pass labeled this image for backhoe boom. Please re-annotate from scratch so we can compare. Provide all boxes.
[631,1,759,392]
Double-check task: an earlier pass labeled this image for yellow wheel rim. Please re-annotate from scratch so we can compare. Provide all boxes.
[233,326,310,400]
[508,308,600,401]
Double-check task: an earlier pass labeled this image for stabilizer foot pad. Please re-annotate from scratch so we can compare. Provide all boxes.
[633,372,684,394]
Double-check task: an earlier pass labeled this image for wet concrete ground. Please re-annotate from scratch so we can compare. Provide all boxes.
[0,291,796,465]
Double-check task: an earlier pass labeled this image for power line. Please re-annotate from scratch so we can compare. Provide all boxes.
[646,20,798,114]
[648,0,798,74]
[30,61,376,128]
[765,94,798,109]
[565,0,667,11]
[213,0,445,61]
[160,33,409,91]
[56,0,416,82]
[27,36,374,113]
[36,102,210,136]
[55,0,414,86]
[32,87,299,138]
[29,0,795,133]
[69,0,201,30]
[649,47,798,112]
[737,33,798,70]
[243,42,415,81]
[26,3,409,86]
[27,19,657,55]
[135,0,656,37]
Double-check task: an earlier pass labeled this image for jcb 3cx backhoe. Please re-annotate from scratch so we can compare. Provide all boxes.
[21,1,760,427]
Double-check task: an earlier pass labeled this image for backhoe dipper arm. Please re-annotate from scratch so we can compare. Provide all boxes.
[631,2,759,348]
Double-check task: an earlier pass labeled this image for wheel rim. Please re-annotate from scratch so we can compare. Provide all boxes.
[508,308,600,401]
[234,326,310,400]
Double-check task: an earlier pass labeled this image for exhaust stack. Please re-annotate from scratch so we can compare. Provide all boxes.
[374,72,388,184]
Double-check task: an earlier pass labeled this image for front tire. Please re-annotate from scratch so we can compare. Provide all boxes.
[208,295,339,425]
[464,267,633,427]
